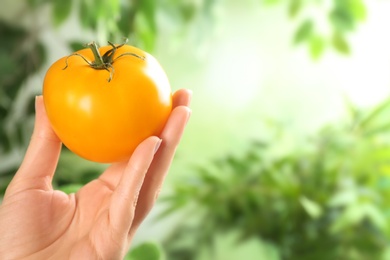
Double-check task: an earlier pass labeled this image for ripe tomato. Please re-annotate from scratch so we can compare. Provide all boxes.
[43,41,172,163]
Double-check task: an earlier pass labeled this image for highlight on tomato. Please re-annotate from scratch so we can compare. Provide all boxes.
[42,39,172,163]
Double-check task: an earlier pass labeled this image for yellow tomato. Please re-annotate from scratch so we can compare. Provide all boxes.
[43,41,172,163]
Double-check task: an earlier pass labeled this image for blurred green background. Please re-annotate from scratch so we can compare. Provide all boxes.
[2,0,390,259]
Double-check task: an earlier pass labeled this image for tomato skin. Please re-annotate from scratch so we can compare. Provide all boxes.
[43,44,172,163]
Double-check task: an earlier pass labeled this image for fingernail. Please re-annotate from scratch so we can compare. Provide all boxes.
[35,96,38,111]
[154,139,162,154]
[185,109,192,125]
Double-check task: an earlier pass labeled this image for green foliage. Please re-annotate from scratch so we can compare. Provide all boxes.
[52,0,73,26]
[293,19,313,44]
[284,0,367,58]
[53,149,106,192]
[262,0,366,58]
[133,0,158,51]
[126,242,165,260]
[332,32,351,54]
[288,0,302,18]
[0,21,47,193]
[309,34,326,59]
[159,97,390,259]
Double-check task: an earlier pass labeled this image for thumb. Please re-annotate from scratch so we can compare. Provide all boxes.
[9,96,62,192]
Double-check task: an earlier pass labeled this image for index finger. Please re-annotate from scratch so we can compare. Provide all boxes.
[129,90,192,232]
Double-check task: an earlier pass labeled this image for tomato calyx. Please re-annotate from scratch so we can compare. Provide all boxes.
[63,38,145,82]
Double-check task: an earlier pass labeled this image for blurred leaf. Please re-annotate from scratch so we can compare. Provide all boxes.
[69,41,86,52]
[293,20,313,44]
[262,0,281,5]
[52,0,73,26]
[127,242,163,260]
[350,0,367,21]
[364,204,388,231]
[300,196,323,219]
[309,35,325,59]
[0,21,46,155]
[331,202,388,241]
[329,189,357,208]
[202,230,281,260]
[180,2,197,22]
[27,0,49,8]
[103,0,121,18]
[117,5,136,37]
[381,246,390,260]
[59,184,83,194]
[79,0,97,29]
[54,150,105,188]
[364,122,390,137]
[134,12,156,51]
[134,0,157,51]
[342,94,361,127]
[332,32,350,54]
[288,0,302,18]
[357,97,390,132]
[329,6,355,32]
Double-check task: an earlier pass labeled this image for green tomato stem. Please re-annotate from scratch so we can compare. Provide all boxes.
[87,41,105,67]
[63,39,144,82]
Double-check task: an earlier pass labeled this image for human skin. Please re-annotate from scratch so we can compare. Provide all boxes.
[0,89,192,259]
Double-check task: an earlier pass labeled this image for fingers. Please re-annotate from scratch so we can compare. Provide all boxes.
[109,136,162,242]
[130,105,192,233]
[173,89,193,108]
[99,88,192,189]
[7,96,61,194]
[98,88,192,239]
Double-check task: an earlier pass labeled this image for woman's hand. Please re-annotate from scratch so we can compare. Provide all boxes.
[0,89,192,260]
